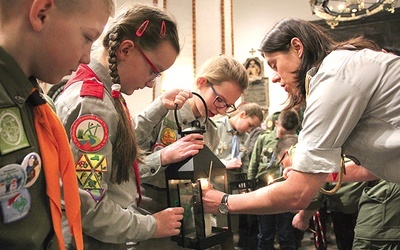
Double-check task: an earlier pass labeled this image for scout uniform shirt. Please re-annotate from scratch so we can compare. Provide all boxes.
[135,100,220,188]
[55,59,155,247]
[0,46,57,249]
[214,116,249,182]
[247,129,281,187]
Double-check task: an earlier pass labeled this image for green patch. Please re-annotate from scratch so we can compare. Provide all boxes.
[0,107,30,154]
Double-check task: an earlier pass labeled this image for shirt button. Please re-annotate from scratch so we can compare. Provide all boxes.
[150,168,156,174]
[15,95,25,104]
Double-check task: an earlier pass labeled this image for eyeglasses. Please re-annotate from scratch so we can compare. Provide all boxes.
[277,151,288,168]
[209,83,237,114]
[135,45,162,82]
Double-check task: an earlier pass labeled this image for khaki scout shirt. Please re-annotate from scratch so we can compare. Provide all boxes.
[135,100,219,188]
[247,130,280,182]
[294,49,400,182]
[56,59,156,246]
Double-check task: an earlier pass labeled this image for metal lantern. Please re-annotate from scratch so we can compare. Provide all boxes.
[165,93,232,249]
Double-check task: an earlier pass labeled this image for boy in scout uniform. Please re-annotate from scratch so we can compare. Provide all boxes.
[247,109,299,185]
[0,0,114,249]
[247,110,299,249]
[214,102,264,182]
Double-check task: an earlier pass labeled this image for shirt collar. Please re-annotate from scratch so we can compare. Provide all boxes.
[0,46,39,108]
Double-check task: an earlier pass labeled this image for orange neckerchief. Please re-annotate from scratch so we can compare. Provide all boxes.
[30,89,83,250]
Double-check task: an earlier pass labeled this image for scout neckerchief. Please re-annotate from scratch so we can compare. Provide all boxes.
[305,68,345,195]
[67,64,142,205]
[29,89,83,250]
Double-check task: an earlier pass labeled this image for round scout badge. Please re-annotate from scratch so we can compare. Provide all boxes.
[160,127,177,146]
[0,164,27,201]
[21,152,42,187]
[0,163,30,223]
[70,114,109,152]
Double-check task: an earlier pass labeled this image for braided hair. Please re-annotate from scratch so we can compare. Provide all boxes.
[101,4,179,184]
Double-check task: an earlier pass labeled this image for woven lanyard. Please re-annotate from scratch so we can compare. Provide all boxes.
[312,211,326,249]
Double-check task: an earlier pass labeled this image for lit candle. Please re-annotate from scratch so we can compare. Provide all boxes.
[267,175,274,185]
[199,178,212,236]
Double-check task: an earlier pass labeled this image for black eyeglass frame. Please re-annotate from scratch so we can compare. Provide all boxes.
[208,82,237,114]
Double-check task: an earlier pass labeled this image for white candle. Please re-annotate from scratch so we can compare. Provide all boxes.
[199,178,212,236]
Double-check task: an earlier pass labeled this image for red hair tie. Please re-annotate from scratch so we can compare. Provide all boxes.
[111,84,121,98]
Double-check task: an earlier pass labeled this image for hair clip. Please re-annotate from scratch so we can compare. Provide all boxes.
[159,20,166,38]
[136,20,150,37]
[111,84,121,98]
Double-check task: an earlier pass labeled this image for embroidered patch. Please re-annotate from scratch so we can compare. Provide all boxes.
[21,152,42,188]
[71,115,108,152]
[160,127,177,146]
[0,107,30,154]
[1,188,31,223]
[75,154,107,202]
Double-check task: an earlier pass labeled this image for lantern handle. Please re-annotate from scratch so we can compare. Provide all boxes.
[174,92,208,137]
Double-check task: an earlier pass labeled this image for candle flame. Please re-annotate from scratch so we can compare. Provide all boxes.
[267,175,274,185]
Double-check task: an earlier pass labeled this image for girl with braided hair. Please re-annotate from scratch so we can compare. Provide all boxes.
[55,3,189,249]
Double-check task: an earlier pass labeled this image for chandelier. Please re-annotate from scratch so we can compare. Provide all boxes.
[310,0,398,28]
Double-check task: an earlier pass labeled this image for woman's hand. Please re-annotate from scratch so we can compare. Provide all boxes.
[202,187,225,214]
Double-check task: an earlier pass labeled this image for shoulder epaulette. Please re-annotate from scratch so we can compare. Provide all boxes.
[80,78,104,99]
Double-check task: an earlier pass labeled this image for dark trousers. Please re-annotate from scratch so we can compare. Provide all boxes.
[237,214,259,249]
[331,211,358,250]
[257,212,296,250]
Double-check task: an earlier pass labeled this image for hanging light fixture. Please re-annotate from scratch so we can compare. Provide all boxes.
[310,0,398,28]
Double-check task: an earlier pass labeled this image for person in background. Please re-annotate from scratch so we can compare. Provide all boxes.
[202,17,398,219]
[292,173,369,250]
[213,102,263,250]
[248,111,299,250]
[55,4,186,249]
[247,109,299,185]
[214,102,263,180]
[0,0,115,249]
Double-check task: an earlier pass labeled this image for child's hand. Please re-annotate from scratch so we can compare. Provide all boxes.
[160,89,192,110]
[225,158,242,169]
[282,166,293,179]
